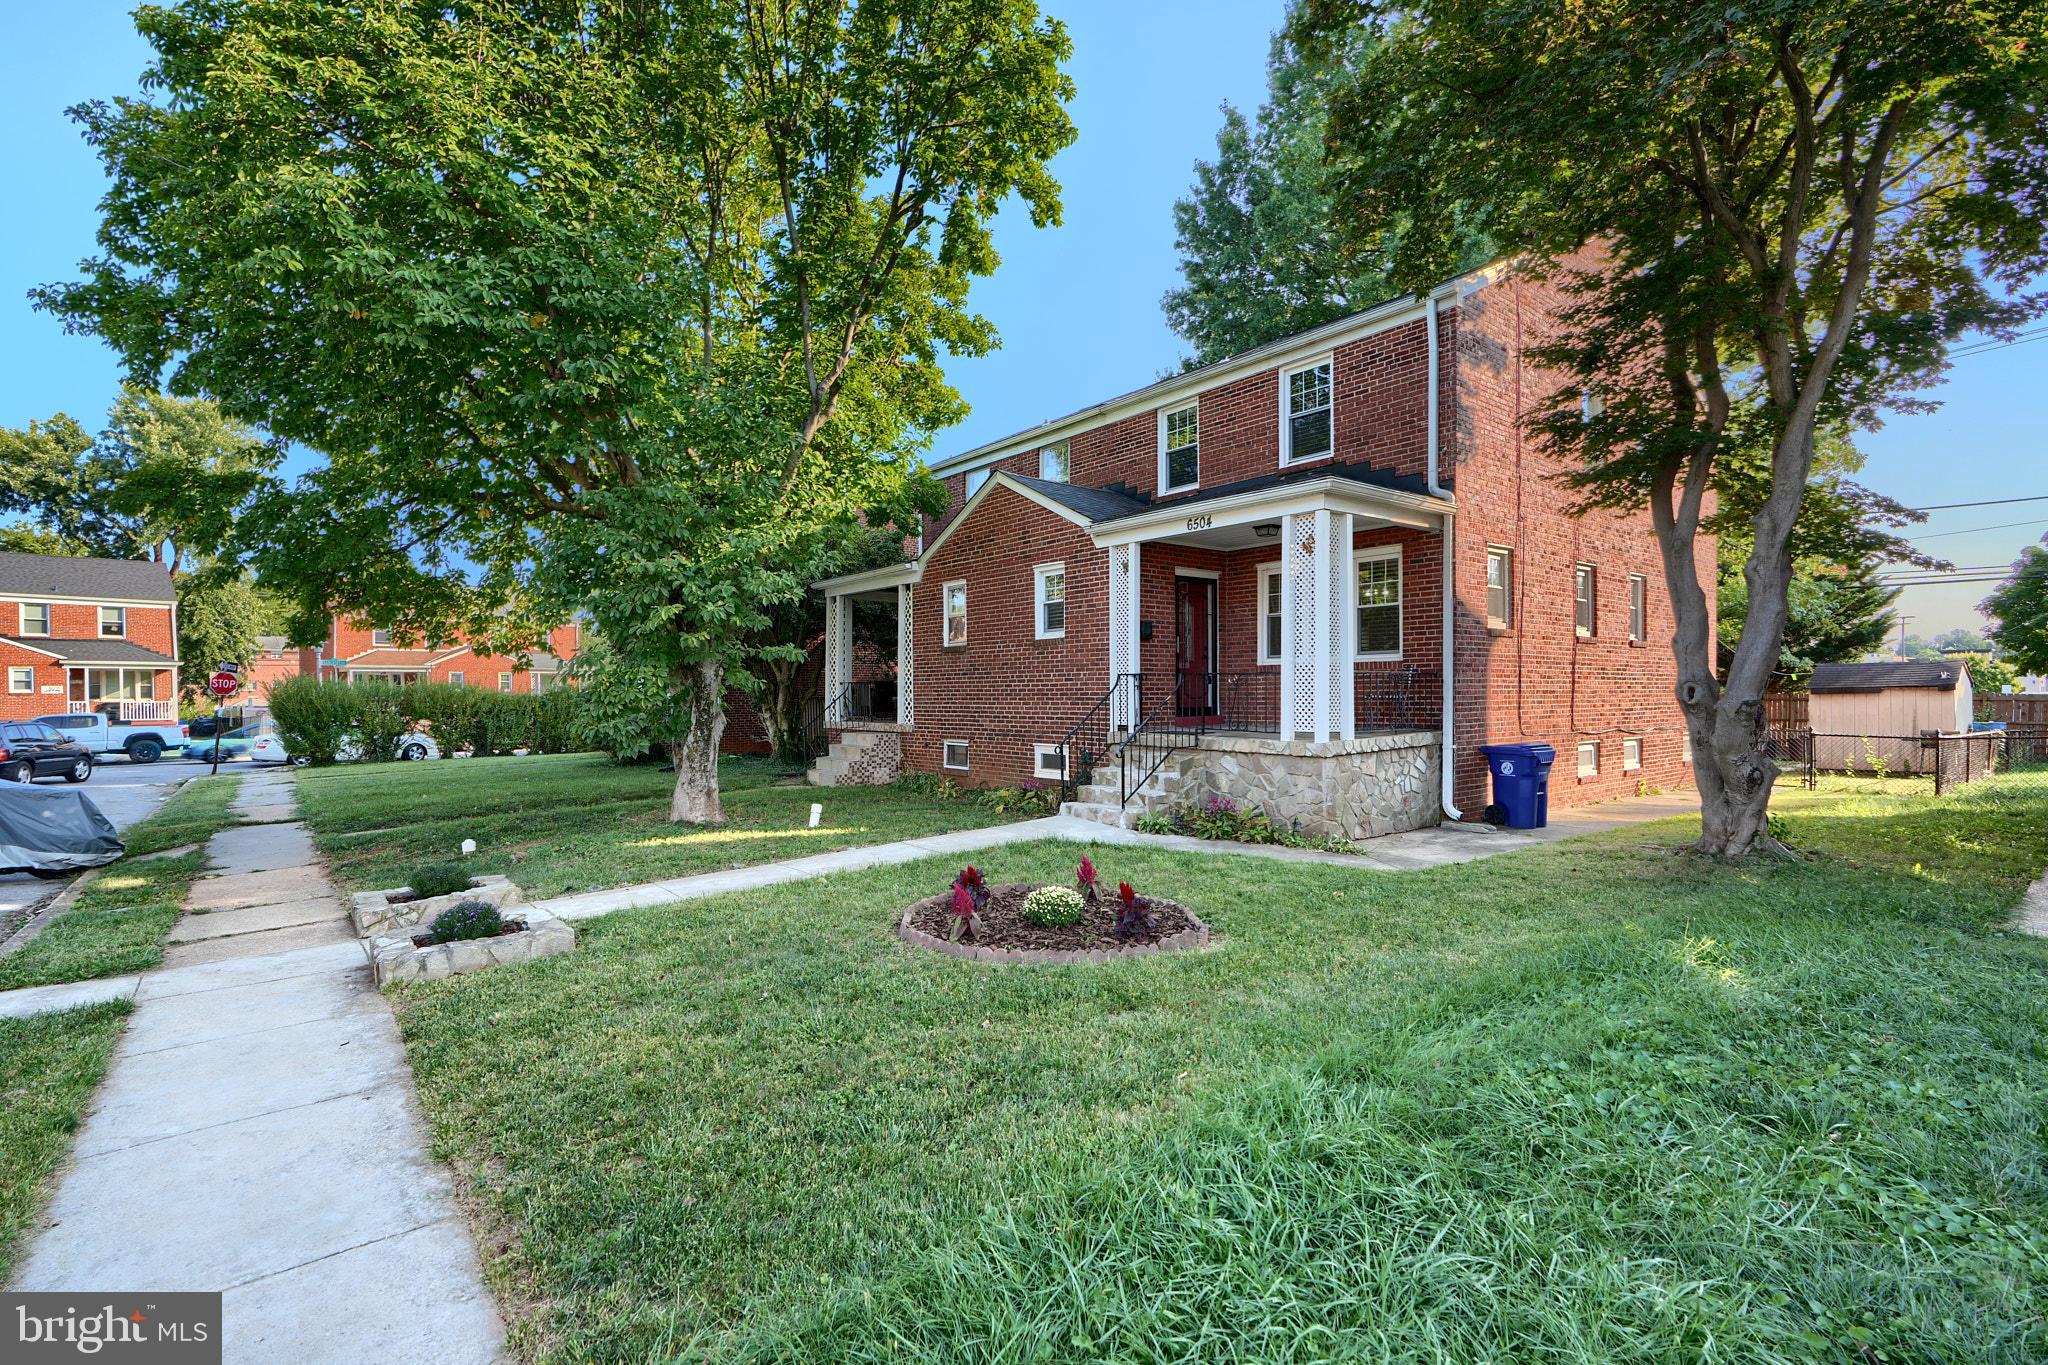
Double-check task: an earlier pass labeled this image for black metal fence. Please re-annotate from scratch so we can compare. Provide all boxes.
[1763,726,2048,796]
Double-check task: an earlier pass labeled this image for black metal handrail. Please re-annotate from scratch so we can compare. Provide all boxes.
[1053,673,1140,804]
[1122,673,1204,805]
[825,680,895,726]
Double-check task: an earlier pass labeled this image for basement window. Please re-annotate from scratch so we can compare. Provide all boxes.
[1623,737,1642,771]
[943,739,970,771]
[1577,741,1599,777]
[1033,744,1068,779]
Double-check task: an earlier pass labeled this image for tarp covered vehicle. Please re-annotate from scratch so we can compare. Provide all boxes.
[0,784,125,880]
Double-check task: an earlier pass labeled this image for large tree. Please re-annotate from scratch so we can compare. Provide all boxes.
[1983,542,2048,675]
[41,0,1074,824]
[1297,0,2048,855]
[0,389,278,693]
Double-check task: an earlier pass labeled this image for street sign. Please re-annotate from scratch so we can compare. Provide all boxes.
[216,660,241,675]
[208,671,239,697]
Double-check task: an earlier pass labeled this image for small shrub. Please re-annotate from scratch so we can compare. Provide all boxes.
[1022,885,1085,927]
[405,862,475,901]
[1111,881,1154,941]
[1767,811,1791,844]
[1141,796,1351,853]
[267,674,361,765]
[895,772,961,800]
[976,781,1059,816]
[421,898,505,945]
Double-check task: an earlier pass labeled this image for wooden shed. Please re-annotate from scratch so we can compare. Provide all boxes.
[1808,661,1974,774]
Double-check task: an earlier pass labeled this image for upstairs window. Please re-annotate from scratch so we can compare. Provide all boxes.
[1038,442,1069,482]
[965,467,992,500]
[19,603,50,635]
[1485,547,1514,629]
[942,581,968,648]
[1574,564,1597,639]
[1356,549,1402,658]
[98,606,126,638]
[1283,360,1333,464]
[1034,564,1066,639]
[1628,573,1647,643]
[371,628,393,646]
[1161,403,1199,491]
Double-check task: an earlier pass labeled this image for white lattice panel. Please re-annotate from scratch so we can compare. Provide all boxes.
[1108,544,1140,733]
[1325,511,1352,740]
[823,594,848,724]
[896,584,913,726]
[1285,513,1319,738]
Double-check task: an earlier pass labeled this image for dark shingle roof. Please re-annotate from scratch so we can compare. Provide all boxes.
[1,636,179,667]
[1810,661,1965,693]
[1004,474,1152,522]
[0,552,175,603]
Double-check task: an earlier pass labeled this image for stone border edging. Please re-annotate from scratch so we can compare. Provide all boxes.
[895,904,1210,965]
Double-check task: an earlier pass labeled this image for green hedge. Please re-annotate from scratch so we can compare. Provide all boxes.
[267,676,583,764]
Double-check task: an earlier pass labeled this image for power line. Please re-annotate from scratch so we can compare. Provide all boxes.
[1908,517,2048,540]
[1904,494,2048,512]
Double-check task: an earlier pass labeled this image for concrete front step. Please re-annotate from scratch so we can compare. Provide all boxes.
[1059,801,1140,829]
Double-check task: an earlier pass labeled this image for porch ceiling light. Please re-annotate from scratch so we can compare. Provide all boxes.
[1254,523,1280,539]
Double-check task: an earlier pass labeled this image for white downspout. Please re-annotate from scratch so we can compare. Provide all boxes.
[1427,292,1462,820]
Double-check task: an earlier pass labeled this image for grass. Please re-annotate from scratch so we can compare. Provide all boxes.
[0,1002,130,1281]
[0,777,242,990]
[386,775,2048,1362]
[293,752,1029,899]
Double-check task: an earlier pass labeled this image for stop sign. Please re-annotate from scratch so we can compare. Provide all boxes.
[208,671,239,697]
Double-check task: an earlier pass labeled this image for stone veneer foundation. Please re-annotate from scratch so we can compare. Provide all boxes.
[1170,729,1443,841]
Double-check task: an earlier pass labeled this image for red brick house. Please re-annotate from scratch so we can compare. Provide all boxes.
[304,618,579,693]
[0,552,181,723]
[810,259,1712,836]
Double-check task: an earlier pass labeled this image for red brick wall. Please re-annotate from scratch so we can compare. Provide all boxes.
[907,485,1107,787]
[2,599,179,722]
[1443,260,1712,814]
[6,600,177,658]
[324,619,581,692]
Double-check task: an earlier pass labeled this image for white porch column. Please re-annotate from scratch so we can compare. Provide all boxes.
[823,593,851,724]
[1107,542,1142,734]
[1327,511,1355,741]
[1281,508,1350,742]
[895,583,914,726]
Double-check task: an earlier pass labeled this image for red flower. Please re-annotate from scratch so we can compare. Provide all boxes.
[1117,881,1136,905]
[1076,856,1097,886]
[960,865,985,888]
[950,884,976,920]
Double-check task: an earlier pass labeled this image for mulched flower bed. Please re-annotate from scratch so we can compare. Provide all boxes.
[899,883,1209,964]
[410,917,529,949]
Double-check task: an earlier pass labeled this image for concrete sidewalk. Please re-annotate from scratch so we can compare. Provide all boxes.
[533,789,1704,922]
[9,771,506,1365]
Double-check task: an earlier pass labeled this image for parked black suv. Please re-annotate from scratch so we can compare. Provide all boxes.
[0,723,95,784]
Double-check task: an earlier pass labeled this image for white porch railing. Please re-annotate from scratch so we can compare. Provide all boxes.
[66,699,180,723]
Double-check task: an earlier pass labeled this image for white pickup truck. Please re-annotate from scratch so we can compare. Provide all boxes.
[35,712,190,764]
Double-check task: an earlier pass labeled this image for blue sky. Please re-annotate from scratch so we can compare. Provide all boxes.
[3,3,2042,638]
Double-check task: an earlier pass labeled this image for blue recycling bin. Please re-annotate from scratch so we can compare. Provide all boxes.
[1478,742,1556,829]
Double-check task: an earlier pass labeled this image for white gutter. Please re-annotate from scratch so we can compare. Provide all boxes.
[1428,292,1462,821]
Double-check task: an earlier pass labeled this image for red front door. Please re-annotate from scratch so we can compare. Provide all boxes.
[1174,576,1216,721]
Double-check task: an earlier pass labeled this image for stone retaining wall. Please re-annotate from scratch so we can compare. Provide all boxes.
[1172,729,1442,840]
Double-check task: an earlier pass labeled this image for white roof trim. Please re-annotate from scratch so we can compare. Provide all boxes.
[0,593,176,609]
[815,561,921,596]
[916,473,1093,568]
[924,266,1498,479]
[1089,476,1453,547]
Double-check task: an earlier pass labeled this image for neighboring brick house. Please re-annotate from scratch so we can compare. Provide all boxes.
[303,618,582,693]
[810,257,1713,836]
[0,551,181,724]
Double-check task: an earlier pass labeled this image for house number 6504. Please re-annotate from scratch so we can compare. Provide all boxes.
[1184,514,1214,531]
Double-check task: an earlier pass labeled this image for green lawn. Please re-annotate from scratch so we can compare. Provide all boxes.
[0,1002,130,1281]
[293,752,1028,899]
[386,776,2048,1363]
[0,777,242,991]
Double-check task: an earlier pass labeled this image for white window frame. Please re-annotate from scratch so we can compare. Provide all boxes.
[7,666,32,694]
[942,580,967,648]
[19,602,51,636]
[371,628,393,646]
[449,670,466,687]
[1577,741,1599,777]
[1623,737,1643,771]
[497,671,513,692]
[1033,562,1066,640]
[98,605,126,638]
[1280,356,1335,466]
[1032,743,1069,779]
[1628,573,1647,643]
[1485,547,1514,630]
[1257,563,1283,664]
[942,739,970,771]
[1159,401,1200,492]
[1038,442,1070,482]
[1574,564,1597,639]
[1354,545,1403,661]
[965,467,992,500]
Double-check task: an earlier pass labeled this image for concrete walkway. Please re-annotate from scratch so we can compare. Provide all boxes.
[9,770,506,1364]
[533,789,1705,922]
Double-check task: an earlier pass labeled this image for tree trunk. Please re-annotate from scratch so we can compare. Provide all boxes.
[757,658,804,764]
[669,659,727,825]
